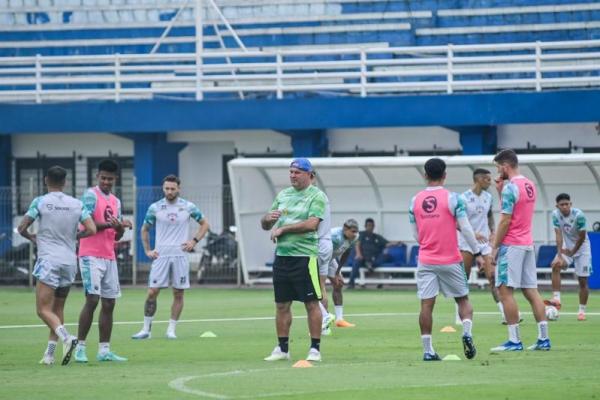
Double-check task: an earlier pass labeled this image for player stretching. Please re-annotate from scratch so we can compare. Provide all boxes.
[74,160,132,363]
[327,219,359,327]
[490,149,550,352]
[546,193,591,321]
[455,168,505,324]
[410,158,481,361]
[18,166,96,365]
[132,175,209,339]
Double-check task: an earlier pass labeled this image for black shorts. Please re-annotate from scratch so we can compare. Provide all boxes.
[273,255,321,303]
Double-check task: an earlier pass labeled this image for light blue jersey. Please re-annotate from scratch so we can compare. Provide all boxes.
[144,197,203,257]
[330,226,358,259]
[552,208,590,255]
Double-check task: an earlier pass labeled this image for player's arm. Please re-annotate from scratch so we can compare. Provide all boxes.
[567,213,587,256]
[17,215,36,243]
[81,189,110,231]
[409,196,419,242]
[78,216,97,239]
[493,183,517,250]
[337,248,352,274]
[18,197,41,243]
[261,197,281,231]
[141,223,158,259]
[493,214,511,249]
[140,204,158,258]
[182,218,210,252]
[549,227,565,269]
[271,217,320,242]
[487,207,496,243]
[568,230,587,257]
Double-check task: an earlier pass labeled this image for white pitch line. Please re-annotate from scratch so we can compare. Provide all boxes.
[0,311,597,330]
[168,363,556,399]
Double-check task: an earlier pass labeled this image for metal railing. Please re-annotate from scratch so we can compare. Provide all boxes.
[0,185,239,286]
[1,39,599,103]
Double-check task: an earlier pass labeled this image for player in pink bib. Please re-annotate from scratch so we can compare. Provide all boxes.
[409,158,482,361]
[490,149,550,352]
[75,159,132,363]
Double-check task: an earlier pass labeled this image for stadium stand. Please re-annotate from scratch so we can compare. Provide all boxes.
[0,0,599,103]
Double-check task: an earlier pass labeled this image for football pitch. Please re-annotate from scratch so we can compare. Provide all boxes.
[0,287,598,400]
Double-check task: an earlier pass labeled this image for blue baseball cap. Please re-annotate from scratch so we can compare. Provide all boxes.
[290,158,313,173]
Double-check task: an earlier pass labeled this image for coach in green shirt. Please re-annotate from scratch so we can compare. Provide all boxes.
[260,158,327,363]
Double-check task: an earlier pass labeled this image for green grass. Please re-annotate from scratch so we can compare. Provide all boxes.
[0,287,599,400]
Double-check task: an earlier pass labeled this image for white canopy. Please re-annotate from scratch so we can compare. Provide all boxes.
[228,154,600,284]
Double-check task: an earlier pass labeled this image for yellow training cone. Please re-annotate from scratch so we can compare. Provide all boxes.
[440,326,457,333]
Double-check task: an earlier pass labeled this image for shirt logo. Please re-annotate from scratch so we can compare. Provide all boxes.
[104,205,114,221]
[524,183,534,199]
[46,204,53,210]
[422,196,438,213]
[167,213,177,222]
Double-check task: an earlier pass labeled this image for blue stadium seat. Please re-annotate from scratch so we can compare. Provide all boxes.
[408,245,419,267]
[379,244,407,267]
[537,245,557,268]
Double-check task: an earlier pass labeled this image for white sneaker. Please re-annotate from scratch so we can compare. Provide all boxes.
[131,330,151,340]
[61,336,78,366]
[166,331,177,340]
[263,346,290,361]
[39,354,55,365]
[321,327,332,336]
[306,348,321,362]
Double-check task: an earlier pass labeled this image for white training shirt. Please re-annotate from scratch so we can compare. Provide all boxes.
[552,208,590,255]
[143,197,204,257]
[26,192,90,266]
[460,189,493,238]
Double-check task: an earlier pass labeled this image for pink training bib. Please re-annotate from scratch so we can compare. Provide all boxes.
[503,176,536,246]
[413,188,462,265]
[79,187,119,260]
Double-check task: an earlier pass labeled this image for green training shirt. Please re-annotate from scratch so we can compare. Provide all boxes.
[270,185,326,257]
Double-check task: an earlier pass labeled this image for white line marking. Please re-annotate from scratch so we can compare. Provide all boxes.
[0,311,596,330]
[168,362,554,399]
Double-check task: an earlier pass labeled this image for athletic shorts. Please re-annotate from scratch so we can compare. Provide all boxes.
[416,262,469,300]
[79,256,121,299]
[273,255,321,303]
[148,256,190,289]
[318,239,333,276]
[33,258,77,289]
[561,250,593,277]
[458,232,492,256]
[495,245,536,289]
[328,258,339,278]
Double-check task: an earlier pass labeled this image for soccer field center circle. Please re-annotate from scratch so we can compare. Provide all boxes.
[168,362,478,399]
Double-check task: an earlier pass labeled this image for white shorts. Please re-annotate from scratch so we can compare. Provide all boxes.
[318,239,333,276]
[561,251,593,277]
[33,258,77,289]
[458,233,492,255]
[328,258,339,278]
[495,245,537,289]
[416,262,469,299]
[79,256,121,299]
[148,256,190,289]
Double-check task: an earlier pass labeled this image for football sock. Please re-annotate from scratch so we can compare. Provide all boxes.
[278,337,289,353]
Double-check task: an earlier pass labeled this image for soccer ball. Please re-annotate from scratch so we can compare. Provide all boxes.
[545,305,559,321]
